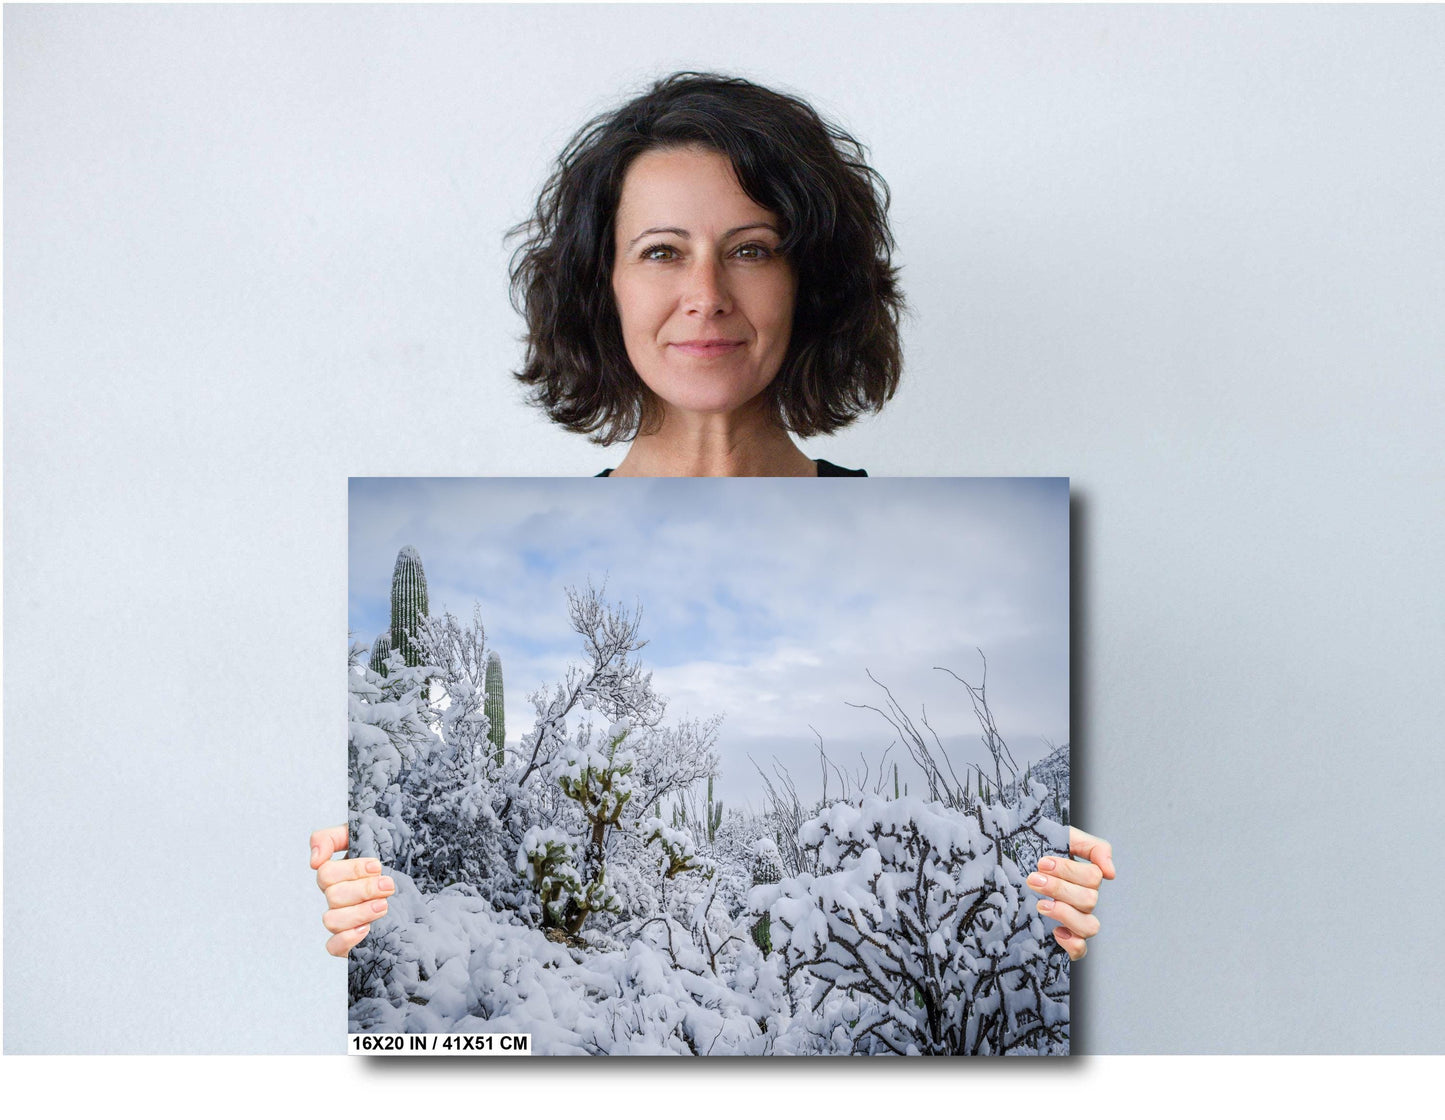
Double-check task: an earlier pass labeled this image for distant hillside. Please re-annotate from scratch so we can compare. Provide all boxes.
[1006,742,1069,819]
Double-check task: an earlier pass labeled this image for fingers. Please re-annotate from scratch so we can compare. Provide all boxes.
[1035,840,1108,962]
[310,825,349,870]
[311,825,392,960]
[1068,826,1116,880]
[1026,859,1100,915]
[323,896,391,935]
[1034,854,1103,891]
[324,872,396,910]
[316,854,382,891]
[1034,895,1099,941]
[1053,926,1087,962]
[1039,838,1103,957]
[326,923,372,958]
[321,871,396,959]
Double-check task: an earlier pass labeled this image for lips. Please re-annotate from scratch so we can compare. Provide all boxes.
[669,339,745,356]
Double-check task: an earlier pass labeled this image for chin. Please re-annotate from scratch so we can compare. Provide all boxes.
[647,377,774,420]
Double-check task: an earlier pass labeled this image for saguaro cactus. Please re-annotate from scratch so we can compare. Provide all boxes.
[483,651,506,767]
[389,546,429,667]
[670,779,722,842]
[706,775,722,843]
[368,632,392,677]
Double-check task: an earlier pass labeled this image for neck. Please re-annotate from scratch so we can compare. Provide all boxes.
[611,401,816,477]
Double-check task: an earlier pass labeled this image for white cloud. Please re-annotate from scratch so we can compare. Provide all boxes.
[350,477,1069,805]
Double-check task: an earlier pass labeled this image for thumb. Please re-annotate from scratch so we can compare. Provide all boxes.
[1068,826,1116,879]
[309,824,349,870]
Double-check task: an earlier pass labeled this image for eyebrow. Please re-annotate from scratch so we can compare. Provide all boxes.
[625,223,780,250]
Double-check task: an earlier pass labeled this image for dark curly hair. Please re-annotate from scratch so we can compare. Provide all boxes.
[508,72,904,446]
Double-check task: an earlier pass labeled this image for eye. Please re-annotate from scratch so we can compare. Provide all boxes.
[733,242,775,260]
[640,243,679,262]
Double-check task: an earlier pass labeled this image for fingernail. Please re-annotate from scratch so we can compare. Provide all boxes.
[356,924,371,938]
[1037,898,1055,912]
[1027,873,1048,889]
[365,860,382,874]
[311,847,320,863]
[1107,859,1116,875]
[371,900,388,914]
[1055,927,1072,939]
[1038,857,1056,871]
[379,876,395,892]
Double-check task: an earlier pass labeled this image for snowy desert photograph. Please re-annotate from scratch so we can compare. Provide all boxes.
[346,477,1071,1055]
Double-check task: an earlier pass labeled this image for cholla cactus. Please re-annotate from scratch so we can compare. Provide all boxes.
[516,828,582,929]
[546,720,636,934]
[515,827,616,935]
[641,818,701,879]
[556,721,636,841]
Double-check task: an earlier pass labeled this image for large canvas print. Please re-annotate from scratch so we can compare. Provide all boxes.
[347,477,1071,1055]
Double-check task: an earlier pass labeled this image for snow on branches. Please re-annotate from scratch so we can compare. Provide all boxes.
[510,582,665,796]
[347,638,434,872]
[755,792,1069,1056]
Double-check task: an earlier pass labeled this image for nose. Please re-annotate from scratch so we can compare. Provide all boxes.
[682,257,732,317]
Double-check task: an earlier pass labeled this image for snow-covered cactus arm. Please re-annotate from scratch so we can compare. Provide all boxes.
[368,632,392,677]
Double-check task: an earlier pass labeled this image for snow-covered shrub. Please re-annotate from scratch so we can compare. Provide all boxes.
[347,640,434,870]
[396,609,509,894]
[348,607,514,900]
[350,870,778,1055]
[756,792,1070,1056]
[628,714,722,821]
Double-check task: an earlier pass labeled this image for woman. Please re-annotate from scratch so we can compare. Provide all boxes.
[509,71,901,478]
[313,72,1114,961]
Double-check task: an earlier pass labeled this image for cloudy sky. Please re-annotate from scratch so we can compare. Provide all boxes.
[349,477,1068,811]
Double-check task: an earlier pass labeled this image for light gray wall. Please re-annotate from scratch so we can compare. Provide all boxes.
[6,4,1442,1053]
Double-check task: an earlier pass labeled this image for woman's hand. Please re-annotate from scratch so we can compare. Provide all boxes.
[1027,826,1115,961]
[310,824,396,957]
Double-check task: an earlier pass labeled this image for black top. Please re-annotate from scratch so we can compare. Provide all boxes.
[595,458,867,478]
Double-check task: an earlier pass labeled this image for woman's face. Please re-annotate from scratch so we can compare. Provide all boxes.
[611,146,797,422]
